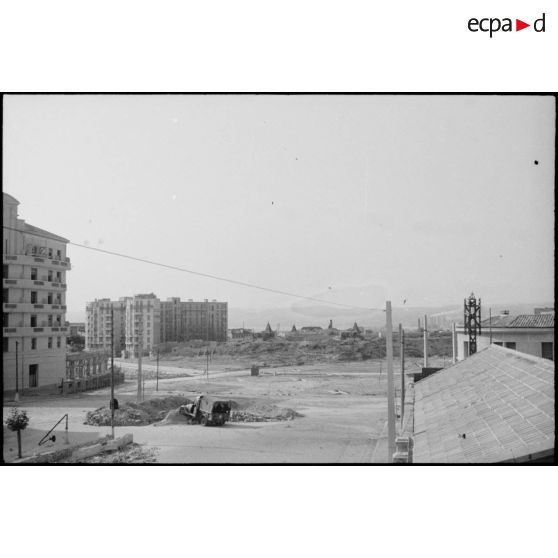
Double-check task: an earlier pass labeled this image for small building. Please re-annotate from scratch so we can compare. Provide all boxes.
[68,322,85,337]
[300,326,323,334]
[456,311,554,361]
[230,327,253,339]
[411,345,554,463]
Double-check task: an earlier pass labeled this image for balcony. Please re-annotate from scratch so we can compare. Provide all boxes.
[2,278,67,291]
[3,253,71,270]
[3,302,67,314]
[3,326,68,337]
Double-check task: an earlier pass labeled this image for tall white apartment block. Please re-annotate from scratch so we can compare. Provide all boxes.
[3,193,71,391]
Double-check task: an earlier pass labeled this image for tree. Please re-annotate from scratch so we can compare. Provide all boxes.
[5,408,30,458]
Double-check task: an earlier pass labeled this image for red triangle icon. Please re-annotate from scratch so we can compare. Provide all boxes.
[516,19,530,31]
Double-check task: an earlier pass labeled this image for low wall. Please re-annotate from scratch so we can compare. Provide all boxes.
[14,433,134,464]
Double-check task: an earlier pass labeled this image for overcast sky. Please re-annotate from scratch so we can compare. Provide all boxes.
[3,95,555,320]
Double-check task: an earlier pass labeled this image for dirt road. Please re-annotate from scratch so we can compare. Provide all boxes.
[3,361,411,463]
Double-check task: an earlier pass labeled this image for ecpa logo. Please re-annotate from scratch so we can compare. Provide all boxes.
[468,13,546,37]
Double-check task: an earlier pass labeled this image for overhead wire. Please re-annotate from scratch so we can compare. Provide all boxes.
[3,224,380,311]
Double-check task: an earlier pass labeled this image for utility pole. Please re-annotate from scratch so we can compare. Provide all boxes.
[206,301,209,381]
[137,311,143,403]
[386,301,395,463]
[489,308,493,344]
[452,322,457,364]
[156,347,159,391]
[15,340,20,402]
[423,314,428,368]
[110,305,115,439]
[399,323,405,431]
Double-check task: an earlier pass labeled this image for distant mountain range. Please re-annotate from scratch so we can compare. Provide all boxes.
[67,300,553,331]
[228,301,554,331]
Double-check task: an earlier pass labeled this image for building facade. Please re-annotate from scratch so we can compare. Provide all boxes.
[456,311,554,361]
[3,193,71,391]
[125,293,161,357]
[160,298,228,342]
[85,297,129,354]
[85,294,228,357]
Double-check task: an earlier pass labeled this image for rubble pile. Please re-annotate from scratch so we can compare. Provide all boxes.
[79,443,158,464]
[231,403,302,423]
[84,396,192,426]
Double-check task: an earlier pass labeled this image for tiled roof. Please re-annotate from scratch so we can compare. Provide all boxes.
[413,346,555,463]
[480,315,517,327]
[481,314,554,328]
[509,314,554,328]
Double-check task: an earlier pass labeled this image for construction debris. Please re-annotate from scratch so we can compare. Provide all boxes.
[84,396,192,426]
[230,403,302,422]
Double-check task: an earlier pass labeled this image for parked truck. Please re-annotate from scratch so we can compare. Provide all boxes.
[179,395,232,426]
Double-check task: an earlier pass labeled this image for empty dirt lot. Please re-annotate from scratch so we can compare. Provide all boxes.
[3,359,432,463]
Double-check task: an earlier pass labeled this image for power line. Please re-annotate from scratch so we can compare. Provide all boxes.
[3,224,379,311]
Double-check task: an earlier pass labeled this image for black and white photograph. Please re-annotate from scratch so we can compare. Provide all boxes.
[2,94,554,464]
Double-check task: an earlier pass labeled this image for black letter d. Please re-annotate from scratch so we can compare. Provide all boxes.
[534,13,545,32]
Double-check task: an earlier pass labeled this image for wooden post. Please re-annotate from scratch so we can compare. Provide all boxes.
[17,430,22,458]
[452,322,457,364]
[110,305,115,439]
[423,314,428,368]
[386,301,395,463]
[489,308,493,344]
[156,347,159,391]
[137,311,143,403]
[15,340,20,402]
[399,323,405,431]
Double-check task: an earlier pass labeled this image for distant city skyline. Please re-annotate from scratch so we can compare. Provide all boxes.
[4,95,555,321]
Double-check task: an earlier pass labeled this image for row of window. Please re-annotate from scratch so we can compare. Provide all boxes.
[3,289,64,305]
[3,265,63,282]
[3,336,64,352]
[3,313,63,328]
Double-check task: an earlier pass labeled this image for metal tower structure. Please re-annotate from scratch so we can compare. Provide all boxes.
[464,292,482,356]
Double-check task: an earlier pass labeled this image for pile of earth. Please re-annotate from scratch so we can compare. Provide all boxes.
[84,396,193,426]
[230,403,302,423]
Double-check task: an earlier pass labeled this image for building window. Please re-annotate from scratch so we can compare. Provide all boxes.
[3,289,9,303]
[3,265,9,279]
[541,342,554,361]
[504,342,516,350]
[3,313,8,328]
[31,338,37,350]
[56,271,61,282]
[48,337,53,349]
[57,337,61,348]
[3,338,8,352]
[31,291,38,304]
[47,292,53,304]
[48,248,53,258]
[56,249,61,260]
[494,342,503,346]
[30,315,37,327]
[48,315,53,327]
[29,364,38,388]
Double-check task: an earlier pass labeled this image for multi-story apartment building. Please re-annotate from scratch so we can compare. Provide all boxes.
[86,293,228,357]
[85,297,129,354]
[125,293,161,357]
[3,193,71,391]
[160,297,228,343]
